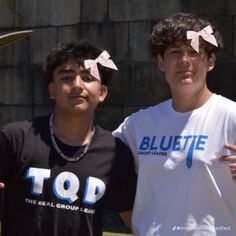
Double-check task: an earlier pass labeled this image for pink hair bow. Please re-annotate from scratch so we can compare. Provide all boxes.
[84,50,118,80]
[187,25,218,53]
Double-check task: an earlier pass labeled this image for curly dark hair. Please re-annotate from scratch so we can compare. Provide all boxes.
[149,12,223,58]
[44,40,115,86]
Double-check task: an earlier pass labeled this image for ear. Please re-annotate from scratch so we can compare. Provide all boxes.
[98,85,108,103]
[157,54,165,71]
[48,82,55,100]
[207,53,216,71]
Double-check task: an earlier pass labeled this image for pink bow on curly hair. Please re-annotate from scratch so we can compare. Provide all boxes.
[84,51,118,80]
[187,25,218,53]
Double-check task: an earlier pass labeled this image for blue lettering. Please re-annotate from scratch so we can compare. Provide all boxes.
[160,136,172,151]
[182,136,192,150]
[195,135,208,150]
[172,136,182,151]
[138,134,208,169]
[139,136,150,150]
[150,136,158,150]
[186,135,198,168]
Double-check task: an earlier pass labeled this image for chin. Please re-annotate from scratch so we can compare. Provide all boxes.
[180,77,194,84]
[66,104,86,113]
[74,105,88,112]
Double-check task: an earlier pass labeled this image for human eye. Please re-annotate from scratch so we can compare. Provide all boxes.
[61,75,73,82]
[170,49,181,54]
[166,48,181,57]
[189,50,199,57]
[81,72,96,82]
[170,49,178,53]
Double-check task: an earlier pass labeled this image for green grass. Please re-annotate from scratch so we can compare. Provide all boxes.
[103,233,132,236]
[102,222,132,236]
[102,210,133,236]
[103,223,132,236]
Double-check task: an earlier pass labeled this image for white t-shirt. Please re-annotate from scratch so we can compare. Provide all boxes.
[113,94,236,236]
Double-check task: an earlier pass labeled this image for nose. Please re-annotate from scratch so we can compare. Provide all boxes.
[179,52,191,64]
[73,75,83,87]
[181,52,191,59]
[70,75,84,92]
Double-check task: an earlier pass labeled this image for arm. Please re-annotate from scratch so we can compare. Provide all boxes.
[0,127,16,190]
[119,211,132,229]
[219,144,236,180]
[106,138,136,230]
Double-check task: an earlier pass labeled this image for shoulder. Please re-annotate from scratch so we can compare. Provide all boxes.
[113,99,171,136]
[123,99,171,123]
[95,126,127,145]
[94,125,113,144]
[0,116,49,140]
[95,126,132,153]
[210,95,236,126]
[215,94,236,104]
[213,94,236,111]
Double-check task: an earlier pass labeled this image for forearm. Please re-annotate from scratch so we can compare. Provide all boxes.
[119,211,132,229]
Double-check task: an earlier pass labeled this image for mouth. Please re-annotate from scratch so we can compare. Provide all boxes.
[68,94,87,100]
[69,93,85,97]
[177,70,193,74]
[176,70,194,77]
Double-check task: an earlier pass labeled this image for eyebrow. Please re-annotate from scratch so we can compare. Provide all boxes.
[168,45,180,49]
[57,68,89,74]
[57,69,74,74]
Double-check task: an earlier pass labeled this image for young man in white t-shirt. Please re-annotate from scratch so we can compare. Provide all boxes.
[113,12,236,236]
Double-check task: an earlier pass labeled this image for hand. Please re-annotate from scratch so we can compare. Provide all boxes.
[219,144,236,180]
[0,182,5,189]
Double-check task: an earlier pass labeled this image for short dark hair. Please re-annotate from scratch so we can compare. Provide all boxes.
[44,40,115,86]
[149,12,223,58]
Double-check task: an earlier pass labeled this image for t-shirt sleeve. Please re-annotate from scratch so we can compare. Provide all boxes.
[112,117,130,144]
[0,128,15,183]
[105,137,137,212]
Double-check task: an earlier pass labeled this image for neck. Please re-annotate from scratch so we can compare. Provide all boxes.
[171,87,212,112]
[51,111,94,146]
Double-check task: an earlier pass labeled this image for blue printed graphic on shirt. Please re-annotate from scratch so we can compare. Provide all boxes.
[25,167,106,207]
[138,135,208,168]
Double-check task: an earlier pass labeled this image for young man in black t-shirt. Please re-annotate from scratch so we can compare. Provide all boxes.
[0,41,137,236]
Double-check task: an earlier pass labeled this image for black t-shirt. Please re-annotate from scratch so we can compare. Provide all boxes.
[0,116,137,236]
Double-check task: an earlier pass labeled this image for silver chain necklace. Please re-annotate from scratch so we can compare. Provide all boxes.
[49,114,95,162]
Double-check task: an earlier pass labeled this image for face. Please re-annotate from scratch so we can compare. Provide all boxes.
[49,61,108,115]
[157,44,216,94]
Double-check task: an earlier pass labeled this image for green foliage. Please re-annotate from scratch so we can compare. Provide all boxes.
[0,0,25,26]
[103,233,132,236]
[6,0,14,12]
